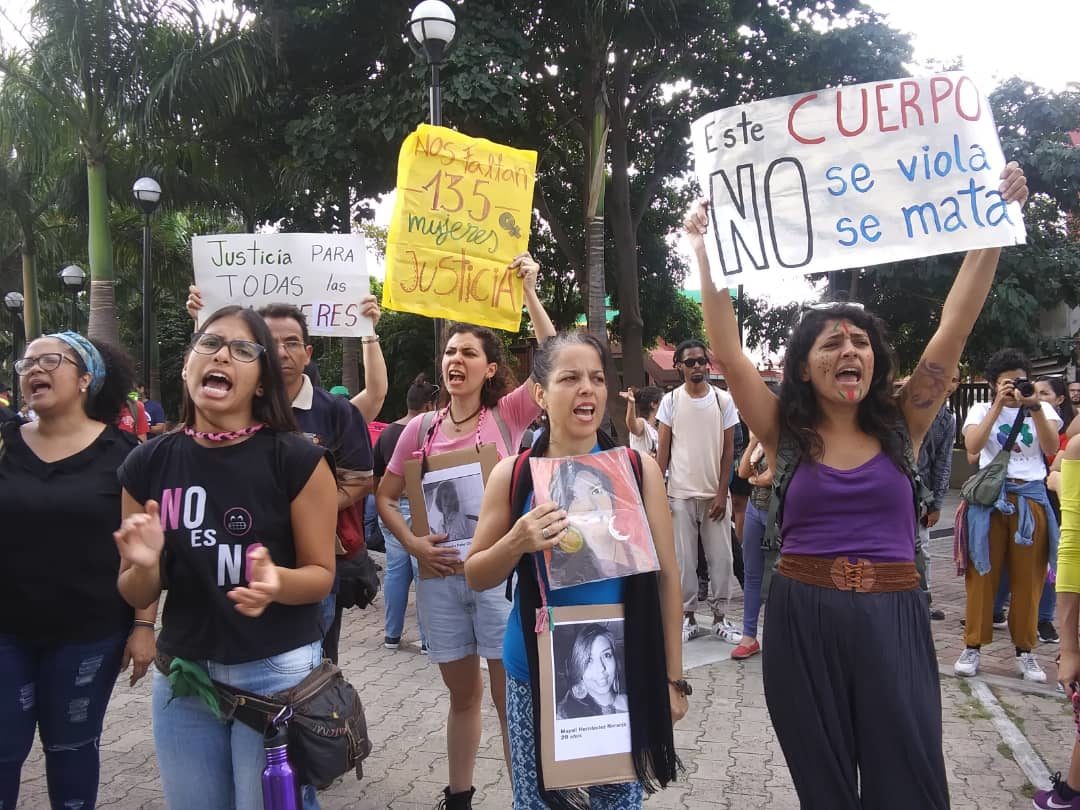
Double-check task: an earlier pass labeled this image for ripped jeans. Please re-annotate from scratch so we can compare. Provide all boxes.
[0,628,128,810]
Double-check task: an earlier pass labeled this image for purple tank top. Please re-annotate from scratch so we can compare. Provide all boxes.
[780,453,916,562]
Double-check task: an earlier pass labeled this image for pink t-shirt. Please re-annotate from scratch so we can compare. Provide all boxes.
[386,382,540,477]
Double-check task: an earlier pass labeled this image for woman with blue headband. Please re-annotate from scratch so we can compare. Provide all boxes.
[0,331,154,810]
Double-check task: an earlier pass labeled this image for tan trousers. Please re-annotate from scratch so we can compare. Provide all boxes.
[963,495,1049,650]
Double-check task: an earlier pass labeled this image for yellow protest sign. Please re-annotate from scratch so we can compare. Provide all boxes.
[383,125,538,332]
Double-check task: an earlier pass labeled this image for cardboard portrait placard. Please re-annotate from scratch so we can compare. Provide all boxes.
[530,447,659,589]
[537,604,637,790]
[404,443,498,579]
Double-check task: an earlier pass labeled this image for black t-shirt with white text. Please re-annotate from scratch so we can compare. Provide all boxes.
[119,429,330,663]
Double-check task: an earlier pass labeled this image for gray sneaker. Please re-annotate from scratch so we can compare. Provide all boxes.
[954,648,980,677]
[1017,652,1046,683]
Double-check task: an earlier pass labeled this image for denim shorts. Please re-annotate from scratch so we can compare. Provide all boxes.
[153,640,323,810]
[415,574,512,664]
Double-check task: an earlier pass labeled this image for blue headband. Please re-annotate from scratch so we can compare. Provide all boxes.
[48,332,106,397]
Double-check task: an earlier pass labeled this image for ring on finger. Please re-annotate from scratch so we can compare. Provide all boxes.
[541,526,550,539]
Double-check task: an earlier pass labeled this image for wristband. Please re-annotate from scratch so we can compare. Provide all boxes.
[132,620,156,630]
[361,335,380,344]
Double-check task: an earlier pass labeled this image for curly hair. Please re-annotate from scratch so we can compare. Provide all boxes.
[83,340,137,424]
[984,348,1031,387]
[779,305,905,468]
[441,323,515,409]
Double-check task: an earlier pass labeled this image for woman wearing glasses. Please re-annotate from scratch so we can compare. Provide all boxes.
[114,306,337,810]
[685,164,1028,809]
[0,332,153,810]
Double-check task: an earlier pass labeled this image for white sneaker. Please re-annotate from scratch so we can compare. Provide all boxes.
[681,616,705,642]
[954,648,980,677]
[1017,651,1047,683]
[713,617,741,644]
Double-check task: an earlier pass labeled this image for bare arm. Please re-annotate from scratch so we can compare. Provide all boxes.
[639,455,684,719]
[621,390,645,437]
[276,458,338,604]
[336,471,372,510]
[116,489,163,610]
[1031,406,1061,459]
[963,403,1003,456]
[738,434,760,480]
[685,201,780,453]
[900,163,1028,445]
[517,253,556,342]
[657,422,673,477]
[464,457,567,592]
[376,470,458,575]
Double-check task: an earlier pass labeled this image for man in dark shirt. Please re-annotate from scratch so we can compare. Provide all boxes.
[256,302,382,663]
[136,384,166,436]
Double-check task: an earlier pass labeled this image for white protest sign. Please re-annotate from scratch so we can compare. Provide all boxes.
[690,72,1026,284]
[191,233,373,337]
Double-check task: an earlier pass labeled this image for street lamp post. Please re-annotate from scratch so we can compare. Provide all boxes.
[407,0,457,362]
[4,291,25,411]
[133,177,162,394]
[58,264,87,332]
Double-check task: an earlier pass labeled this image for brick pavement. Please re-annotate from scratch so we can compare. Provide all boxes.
[16,525,1072,808]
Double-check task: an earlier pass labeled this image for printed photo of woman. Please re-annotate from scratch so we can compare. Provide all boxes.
[555,622,628,720]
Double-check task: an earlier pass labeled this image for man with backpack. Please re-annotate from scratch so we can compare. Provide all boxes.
[656,339,740,641]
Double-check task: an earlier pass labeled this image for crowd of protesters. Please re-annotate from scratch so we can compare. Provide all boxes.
[7,160,1080,810]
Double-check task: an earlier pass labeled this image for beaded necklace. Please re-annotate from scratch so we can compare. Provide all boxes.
[422,403,488,459]
[184,423,266,443]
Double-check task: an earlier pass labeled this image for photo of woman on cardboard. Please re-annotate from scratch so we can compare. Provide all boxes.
[421,462,485,561]
[532,448,660,589]
[556,622,628,720]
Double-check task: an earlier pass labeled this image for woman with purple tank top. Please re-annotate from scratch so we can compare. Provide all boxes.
[684,163,1029,810]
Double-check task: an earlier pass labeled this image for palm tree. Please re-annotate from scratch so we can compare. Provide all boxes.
[0,0,271,344]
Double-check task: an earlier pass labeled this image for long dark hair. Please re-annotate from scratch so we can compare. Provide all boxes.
[441,323,514,409]
[180,306,297,433]
[779,304,905,468]
[84,340,137,424]
[566,624,621,695]
[514,330,678,807]
[1039,376,1076,434]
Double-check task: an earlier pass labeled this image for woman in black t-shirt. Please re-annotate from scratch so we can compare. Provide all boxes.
[115,306,337,810]
[0,332,150,810]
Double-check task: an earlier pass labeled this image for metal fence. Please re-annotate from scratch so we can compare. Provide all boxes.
[949,382,993,448]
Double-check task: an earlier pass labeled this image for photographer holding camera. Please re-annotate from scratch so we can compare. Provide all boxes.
[955,349,1061,682]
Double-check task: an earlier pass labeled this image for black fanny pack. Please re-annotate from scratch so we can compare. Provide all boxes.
[156,654,372,788]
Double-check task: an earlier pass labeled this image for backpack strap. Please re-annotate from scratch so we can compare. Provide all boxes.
[415,410,437,454]
[490,406,514,458]
[764,429,801,551]
[506,447,535,600]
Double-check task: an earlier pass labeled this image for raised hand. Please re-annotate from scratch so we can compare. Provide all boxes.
[114,500,165,570]
[998,161,1028,207]
[360,294,382,328]
[185,285,204,322]
[510,253,540,294]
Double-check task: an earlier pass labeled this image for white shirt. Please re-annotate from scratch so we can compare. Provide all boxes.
[962,401,1061,482]
[657,385,740,499]
[629,421,659,457]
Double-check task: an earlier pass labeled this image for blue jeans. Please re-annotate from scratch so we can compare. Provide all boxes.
[506,675,643,809]
[382,500,425,644]
[0,628,128,810]
[994,568,1056,623]
[741,502,768,639]
[153,641,322,810]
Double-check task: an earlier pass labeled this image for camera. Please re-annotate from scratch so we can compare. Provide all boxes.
[1011,378,1035,398]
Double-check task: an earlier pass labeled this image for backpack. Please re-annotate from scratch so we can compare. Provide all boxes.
[761,421,931,594]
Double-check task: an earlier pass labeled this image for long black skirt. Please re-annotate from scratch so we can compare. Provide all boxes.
[762,574,949,810]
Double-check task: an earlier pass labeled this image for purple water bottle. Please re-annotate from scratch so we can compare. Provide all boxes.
[262,724,300,810]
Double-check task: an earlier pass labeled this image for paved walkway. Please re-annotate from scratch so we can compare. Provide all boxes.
[16,504,1076,808]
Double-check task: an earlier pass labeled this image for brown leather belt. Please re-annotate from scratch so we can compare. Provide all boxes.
[778,554,919,593]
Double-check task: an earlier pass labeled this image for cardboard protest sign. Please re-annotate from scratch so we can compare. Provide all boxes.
[192,233,372,338]
[537,605,637,790]
[690,72,1026,284]
[383,125,538,332]
[404,443,499,579]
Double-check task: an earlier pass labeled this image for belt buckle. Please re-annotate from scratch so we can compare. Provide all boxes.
[829,557,874,592]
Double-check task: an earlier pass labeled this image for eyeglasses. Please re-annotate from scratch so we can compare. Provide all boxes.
[190,332,265,363]
[275,337,307,353]
[679,357,710,368]
[15,353,79,375]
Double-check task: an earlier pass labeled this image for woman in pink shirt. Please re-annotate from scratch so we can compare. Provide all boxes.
[376,253,555,809]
